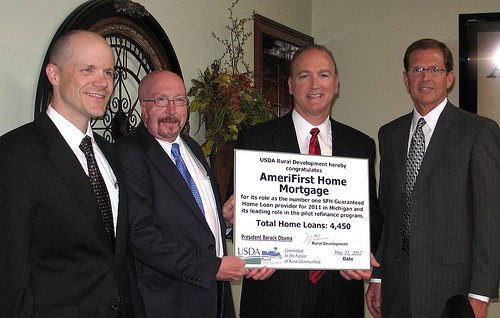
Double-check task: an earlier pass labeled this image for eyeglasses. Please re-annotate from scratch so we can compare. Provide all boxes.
[407,67,448,77]
[142,97,189,107]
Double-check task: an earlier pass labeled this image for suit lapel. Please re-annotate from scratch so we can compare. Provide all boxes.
[182,134,228,236]
[389,103,457,192]
[182,134,222,213]
[137,125,207,224]
[390,113,413,193]
[416,103,457,183]
[35,114,112,251]
[271,112,301,153]
[331,119,353,156]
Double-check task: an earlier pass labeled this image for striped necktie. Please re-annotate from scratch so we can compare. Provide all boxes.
[171,143,205,215]
[402,118,426,253]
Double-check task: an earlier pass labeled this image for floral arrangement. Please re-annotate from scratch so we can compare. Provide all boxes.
[188,0,276,157]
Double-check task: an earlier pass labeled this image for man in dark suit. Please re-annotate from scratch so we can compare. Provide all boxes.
[0,30,145,317]
[115,70,273,318]
[236,44,384,318]
[366,38,500,318]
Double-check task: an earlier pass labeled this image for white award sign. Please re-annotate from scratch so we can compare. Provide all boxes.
[234,149,371,270]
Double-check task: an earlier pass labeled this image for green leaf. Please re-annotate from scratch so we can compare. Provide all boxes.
[227,124,238,133]
[187,85,200,96]
[203,67,212,79]
[227,111,246,125]
[190,100,209,113]
[202,139,215,157]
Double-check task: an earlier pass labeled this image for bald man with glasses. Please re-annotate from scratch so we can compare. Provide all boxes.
[115,71,274,318]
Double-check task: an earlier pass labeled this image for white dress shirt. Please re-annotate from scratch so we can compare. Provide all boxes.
[156,136,224,258]
[292,110,333,155]
[46,105,119,235]
[407,98,447,154]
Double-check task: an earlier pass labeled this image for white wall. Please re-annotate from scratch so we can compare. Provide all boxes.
[312,1,500,317]
[0,0,311,143]
[0,1,83,134]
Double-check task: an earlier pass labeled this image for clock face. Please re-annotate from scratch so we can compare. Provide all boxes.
[85,35,147,141]
[89,16,172,142]
[35,1,183,142]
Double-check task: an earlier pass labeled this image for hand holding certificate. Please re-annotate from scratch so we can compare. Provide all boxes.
[233,149,371,270]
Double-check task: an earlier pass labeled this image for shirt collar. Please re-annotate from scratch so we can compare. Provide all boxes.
[411,98,447,134]
[292,109,331,139]
[46,105,92,151]
[155,134,183,160]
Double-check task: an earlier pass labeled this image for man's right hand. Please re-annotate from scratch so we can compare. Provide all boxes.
[215,256,248,281]
[366,282,382,317]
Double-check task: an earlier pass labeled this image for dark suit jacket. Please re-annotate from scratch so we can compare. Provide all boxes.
[374,102,500,317]
[235,111,383,317]
[115,123,234,318]
[0,113,145,318]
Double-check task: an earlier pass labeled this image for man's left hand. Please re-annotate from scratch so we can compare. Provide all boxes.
[222,195,234,226]
[468,297,487,318]
[245,266,276,280]
[340,253,379,280]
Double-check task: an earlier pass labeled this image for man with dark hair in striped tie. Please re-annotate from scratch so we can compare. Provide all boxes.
[367,38,500,318]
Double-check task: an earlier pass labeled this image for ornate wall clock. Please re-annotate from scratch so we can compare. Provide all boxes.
[35,0,183,141]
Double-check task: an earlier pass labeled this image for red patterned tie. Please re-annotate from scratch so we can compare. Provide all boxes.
[308,128,325,283]
[80,136,115,251]
[309,128,321,155]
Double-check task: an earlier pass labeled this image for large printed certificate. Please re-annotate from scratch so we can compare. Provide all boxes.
[234,149,371,270]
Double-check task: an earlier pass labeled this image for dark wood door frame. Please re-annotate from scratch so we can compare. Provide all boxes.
[253,14,314,116]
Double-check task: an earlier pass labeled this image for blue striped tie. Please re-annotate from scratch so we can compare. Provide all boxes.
[171,143,204,215]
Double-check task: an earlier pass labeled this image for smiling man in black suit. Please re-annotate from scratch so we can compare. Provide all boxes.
[0,30,145,317]
[236,44,384,318]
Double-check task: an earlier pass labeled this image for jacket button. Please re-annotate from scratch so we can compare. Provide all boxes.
[208,244,215,251]
[111,303,119,311]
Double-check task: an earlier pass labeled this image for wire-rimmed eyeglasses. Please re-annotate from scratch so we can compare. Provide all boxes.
[407,66,448,77]
[142,97,189,107]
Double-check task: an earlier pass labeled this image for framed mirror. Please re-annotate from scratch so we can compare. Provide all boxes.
[459,12,500,124]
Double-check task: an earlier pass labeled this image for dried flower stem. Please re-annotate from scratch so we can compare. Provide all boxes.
[212,0,255,75]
